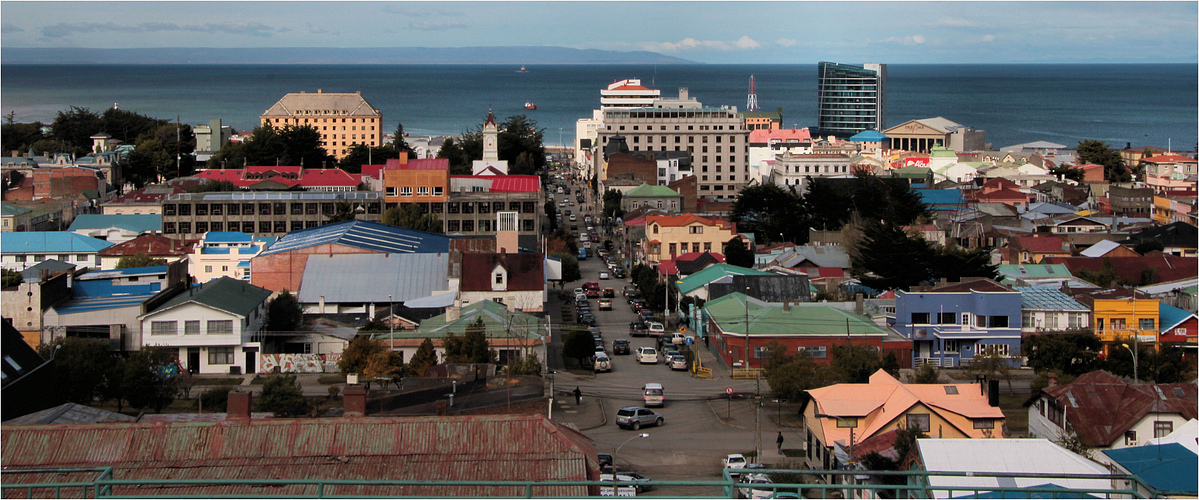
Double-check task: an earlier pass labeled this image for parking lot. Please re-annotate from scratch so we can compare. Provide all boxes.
[543,188,802,495]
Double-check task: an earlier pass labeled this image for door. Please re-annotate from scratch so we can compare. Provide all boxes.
[244,347,257,374]
[187,348,200,373]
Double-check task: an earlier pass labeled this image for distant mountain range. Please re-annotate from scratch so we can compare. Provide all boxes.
[1,46,697,65]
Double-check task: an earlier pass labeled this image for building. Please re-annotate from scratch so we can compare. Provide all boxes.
[259,89,382,159]
[188,232,274,283]
[193,166,362,192]
[1028,370,1197,452]
[747,128,813,183]
[704,293,899,369]
[641,214,742,265]
[884,117,985,153]
[193,119,233,161]
[1,203,33,232]
[100,177,207,215]
[769,152,852,191]
[160,191,384,240]
[98,233,197,270]
[1140,154,1198,193]
[674,263,774,302]
[1101,444,1198,498]
[815,62,887,138]
[1014,285,1091,333]
[599,78,661,110]
[1,262,73,348]
[800,369,1005,471]
[1092,297,1160,354]
[620,183,683,213]
[595,88,748,200]
[376,300,548,367]
[1,232,112,272]
[42,264,189,352]
[471,110,509,175]
[895,278,1023,368]
[139,276,271,374]
[296,252,450,316]
[67,214,162,244]
[741,109,781,131]
[1107,186,1155,218]
[458,252,547,313]
[1006,235,1072,264]
[249,219,452,293]
[909,439,1114,499]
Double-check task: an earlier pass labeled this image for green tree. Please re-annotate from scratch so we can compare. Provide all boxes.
[731,183,805,244]
[550,251,581,283]
[113,347,178,413]
[2,268,24,288]
[1029,370,1076,394]
[101,107,169,146]
[436,136,470,175]
[909,364,941,384]
[545,201,559,232]
[1075,258,1120,287]
[392,122,416,157]
[763,342,833,401]
[206,137,248,169]
[50,106,103,156]
[802,178,853,232]
[406,338,439,377]
[124,138,174,186]
[1076,140,1128,183]
[602,189,625,220]
[1049,164,1085,183]
[442,317,495,363]
[339,143,399,174]
[506,352,544,376]
[830,344,882,383]
[562,329,597,368]
[2,121,46,155]
[852,220,934,291]
[255,374,309,417]
[326,201,357,223]
[928,245,1000,283]
[1024,332,1102,376]
[39,338,115,404]
[266,289,303,332]
[115,251,168,269]
[966,349,1015,393]
[723,237,755,268]
[339,336,389,375]
[547,229,578,259]
[382,204,443,233]
[1141,344,1194,383]
[498,115,546,175]
[186,179,239,193]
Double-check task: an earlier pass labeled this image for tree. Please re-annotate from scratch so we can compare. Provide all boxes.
[498,115,546,175]
[852,220,935,291]
[966,349,1015,393]
[50,106,103,156]
[763,343,833,400]
[550,251,581,283]
[602,189,625,220]
[392,122,416,157]
[1024,332,1102,376]
[2,121,46,155]
[1141,344,1194,383]
[723,237,755,268]
[339,143,399,174]
[113,347,178,413]
[1029,370,1076,394]
[830,344,882,384]
[187,179,239,193]
[545,201,559,232]
[1055,427,1094,460]
[255,374,309,417]
[731,184,804,244]
[442,317,494,364]
[2,268,24,288]
[116,252,168,269]
[406,338,438,377]
[563,329,597,368]
[362,349,404,379]
[123,138,174,186]
[266,289,303,332]
[928,244,1000,283]
[1049,164,1085,183]
[39,338,115,404]
[101,107,169,146]
[909,364,940,384]
[339,336,395,375]
[506,352,544,376]
[326,201,356,223]
[1075,258,1120,288]
[1076,140,1128,183]
[382,204,443,233]
[547,229,578,258]
[436,136,470,175]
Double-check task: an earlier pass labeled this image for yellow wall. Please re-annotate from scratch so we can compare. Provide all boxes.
[259,115,381,159]
[1094,298,1160,343]
[645,218,739,264]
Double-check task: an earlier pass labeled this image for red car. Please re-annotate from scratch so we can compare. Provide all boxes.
[586,289,601,298]
[584,281,601,291]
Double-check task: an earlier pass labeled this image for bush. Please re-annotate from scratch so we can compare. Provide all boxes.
[199,387,232,412]
[255,374,309,417]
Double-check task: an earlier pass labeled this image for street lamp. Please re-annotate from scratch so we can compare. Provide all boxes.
[1122,342,1139,383]
[816,413,857,471]
[388,294,394,351]
[613,433,649,473]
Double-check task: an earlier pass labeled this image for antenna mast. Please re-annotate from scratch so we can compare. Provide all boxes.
[746,75,759,112]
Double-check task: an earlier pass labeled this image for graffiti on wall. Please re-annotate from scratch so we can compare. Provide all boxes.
[259,353,342,374]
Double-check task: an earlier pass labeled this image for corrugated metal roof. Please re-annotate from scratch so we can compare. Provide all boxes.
[68,213,162,233]
[1,232,114,254]
[1013,285,1088,311]
[1,415,595,498]
[259,220,452,256]
[1040,370,1198,447]
[144,276,271,318]
[1101,443,1197,494]
[3,403,136,425]
[52,292,157,315]
[917,438,1112,499]
[297,253,449,303]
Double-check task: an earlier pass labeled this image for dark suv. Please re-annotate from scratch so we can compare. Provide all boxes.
[613,339,631,355]
[629,321,648,337]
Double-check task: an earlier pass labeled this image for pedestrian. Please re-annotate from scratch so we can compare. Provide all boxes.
[574,386,582,405]
[776,432,784,454]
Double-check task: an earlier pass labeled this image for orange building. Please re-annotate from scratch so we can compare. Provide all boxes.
[377,157,450,206]
[260,89,382,160]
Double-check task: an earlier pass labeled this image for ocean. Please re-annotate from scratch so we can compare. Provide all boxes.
[2,63,1195,151]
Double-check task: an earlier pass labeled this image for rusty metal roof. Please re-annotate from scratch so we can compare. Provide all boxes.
[1041,370,1198,447]
[2,414,598,497]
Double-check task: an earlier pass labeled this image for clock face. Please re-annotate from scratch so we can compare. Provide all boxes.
[486,137,495,148]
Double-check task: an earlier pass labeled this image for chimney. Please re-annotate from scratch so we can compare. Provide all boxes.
[446,301,461,322]
[342,384,367,417]
[398,151,408,164]
[1047,372,1059,388]
[987,379,1000,407]
[782,300,790,311]
[227,390,252,420]
[317,88,322,93]
[435,400,448,416]
[855,294,864,315]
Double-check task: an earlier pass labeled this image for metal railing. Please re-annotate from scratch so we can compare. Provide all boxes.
[2,466,1187,499]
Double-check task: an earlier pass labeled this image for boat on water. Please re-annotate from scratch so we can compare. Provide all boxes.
[520,66,526,72]
[524,102,537,110]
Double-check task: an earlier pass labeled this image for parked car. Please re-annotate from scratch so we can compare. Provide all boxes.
[598,453,613,472]
[668,355,688,370]
[636,347,658,364]
[599,299,613,310]
[738,473,775,499]
[663,349,681,364]
[612,339,631,355]
[638,309,656,322]
[615,406,663,430]
[671,332,688,345]
[629,321,649,337]
[599,271,610,280]
[594,353,612,372]
[600,472,654,493]
[647,322,666,336]
[723,454,748,478]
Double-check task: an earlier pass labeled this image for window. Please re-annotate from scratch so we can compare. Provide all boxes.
[151,321,177,335]
[937,313,956,324]
[462,220,474,232]
[980,344,1010,357]
[448,220,460,232]
[400,187,413,197]
[798,346,827,359]
[207,320,234,334]
[943,340,960,353]
[973,419,995,429]
[944,386,959,395]
[988,316,1009,328]
[669,243,676,254]
[689,226,703,234]
[1124,430,1138,445]
[753,346,772,359]
[911,313,931,324]
[178,204,191,216]
[184,321,200,335]
[906,413,931,433]
[386,187,398,197]
[835,417,858,428]
[208,347,235,365]
[228,203,240,215]
[495,273,504,284]
[1154,421,1173,438]
[433,187,444,196]
[1068,313,1083,329]
[1139,318,1155,330]
[178,222,191,234]
[205,265,213,273]
[417,187,429,196]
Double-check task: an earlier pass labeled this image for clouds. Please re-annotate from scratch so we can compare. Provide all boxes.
[881,34,926,45]
[39,21,274,39]
[643,35,764,53]
[408,21,467,31]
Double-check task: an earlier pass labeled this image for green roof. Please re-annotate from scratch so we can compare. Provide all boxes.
[378,300,545,341]
[996,264,1074,283]
[676,263,773,294]
[705,293,889,337]
[1,204,32,217]
[625,183,680,198]
[929,146,957,158]
[147,276,272,318]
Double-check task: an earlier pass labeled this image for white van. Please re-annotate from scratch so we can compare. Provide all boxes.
[636,347,658,364]
[642,383,664,407]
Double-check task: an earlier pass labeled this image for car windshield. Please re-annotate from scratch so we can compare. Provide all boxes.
[616,409,636,416]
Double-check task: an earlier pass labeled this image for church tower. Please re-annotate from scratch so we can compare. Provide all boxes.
[482,109,500,162]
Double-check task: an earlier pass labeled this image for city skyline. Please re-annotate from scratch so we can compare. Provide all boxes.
[1,1,1196,64]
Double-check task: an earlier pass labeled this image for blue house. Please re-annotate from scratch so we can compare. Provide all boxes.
[895,278,1022,368]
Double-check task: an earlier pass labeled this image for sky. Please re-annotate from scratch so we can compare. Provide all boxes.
[1,1,1196,64]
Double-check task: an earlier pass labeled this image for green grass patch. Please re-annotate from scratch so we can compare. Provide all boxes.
[191,377,243,386]
[998,393,1030,437]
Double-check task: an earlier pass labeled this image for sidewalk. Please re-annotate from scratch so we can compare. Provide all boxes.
[547,372,608,431]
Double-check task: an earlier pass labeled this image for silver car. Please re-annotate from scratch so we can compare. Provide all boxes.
[615,407,663,430]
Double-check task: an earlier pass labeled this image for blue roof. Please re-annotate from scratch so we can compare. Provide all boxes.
[915,188,966,206]
[1014,285,1089,311]
[53,293,158,315]
[259,220,452,256]
[1101,443,1197,494]
[204,231,254,244]
[849,130,888,142]
[1160,303,1196,332]
[67,214,162,233]
[1,232,114,254]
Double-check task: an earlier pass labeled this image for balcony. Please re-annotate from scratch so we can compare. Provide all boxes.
[1096,328,1158,344]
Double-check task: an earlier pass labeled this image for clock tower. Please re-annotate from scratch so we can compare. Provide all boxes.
[483,109,499,162]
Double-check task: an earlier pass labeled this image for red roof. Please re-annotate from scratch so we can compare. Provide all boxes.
[748,128,811,143]
[646,213,733,231]
[194,167,360,188]
[928,278,1010,293]
[451,175,541,193]
[1044,255,1198,284]
[657,260,678,276]
[605,79,655,92]
[460,253,545,292]
[1014,236,1069,254]
[401,158,449,170]
[97,233,197,257]
[675,251,725,263]
[799,267,845,279]
[1141,154,1196,163]
[1040,370,1197,447]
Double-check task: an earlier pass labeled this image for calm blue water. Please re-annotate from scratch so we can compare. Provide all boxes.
[2,64,1195,150]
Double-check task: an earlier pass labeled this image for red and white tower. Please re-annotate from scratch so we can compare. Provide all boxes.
[746,75,759,112]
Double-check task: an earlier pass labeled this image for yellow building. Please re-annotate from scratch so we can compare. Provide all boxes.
[1093,298,1160,348]
[260,89,383,160]
[643,214,741,264]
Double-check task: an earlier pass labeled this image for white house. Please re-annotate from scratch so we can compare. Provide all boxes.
[188,231,275,283]
[139,276,272,375]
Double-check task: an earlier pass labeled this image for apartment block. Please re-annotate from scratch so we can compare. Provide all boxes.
[260,89,382,160]
[160,192,384,240]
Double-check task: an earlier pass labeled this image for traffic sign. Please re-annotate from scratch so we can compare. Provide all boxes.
[725,387,734,395]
